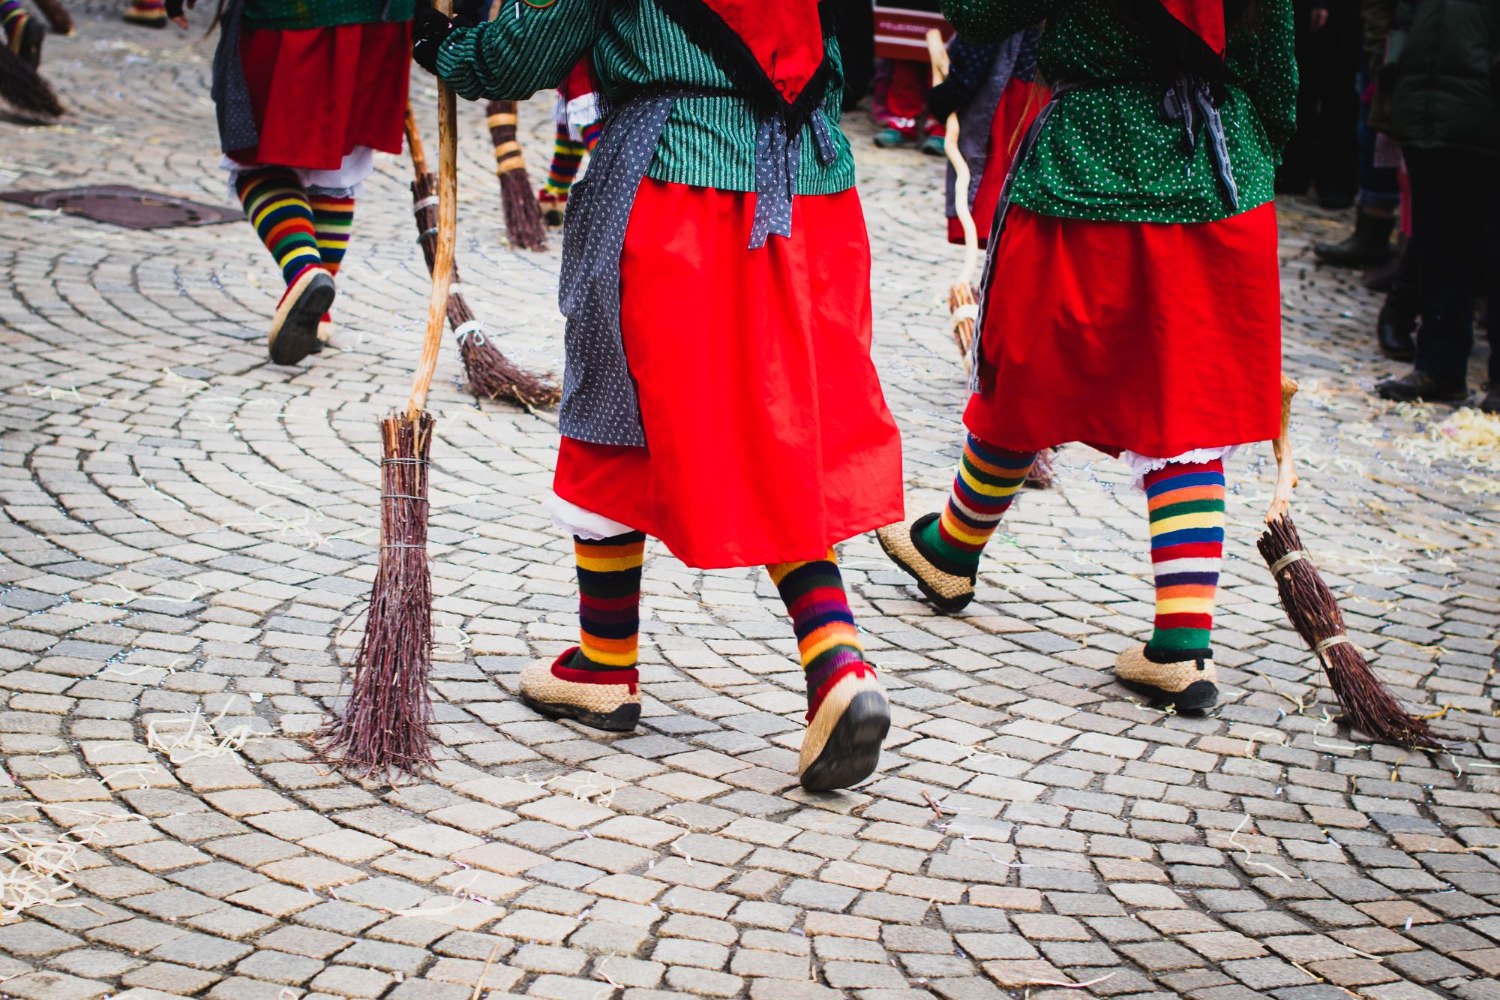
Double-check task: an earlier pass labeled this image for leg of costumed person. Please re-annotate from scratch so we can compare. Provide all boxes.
[882,0,1295,712]
[208,0,412,364]
[418,0,905,791]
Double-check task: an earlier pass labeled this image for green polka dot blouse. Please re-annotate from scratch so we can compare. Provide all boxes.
[943,0,1297,223]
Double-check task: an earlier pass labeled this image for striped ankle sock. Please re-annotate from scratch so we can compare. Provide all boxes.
[235,169,324,286]
[1,0,27,46]
[918,435,1037,576]
[309,193,354,277]
[768,552,871,714]
[574,531,646,672]
[1144,459,1225,658]
[545,123,585,198]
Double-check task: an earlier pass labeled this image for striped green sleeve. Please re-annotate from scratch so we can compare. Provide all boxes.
[436,3,608,102]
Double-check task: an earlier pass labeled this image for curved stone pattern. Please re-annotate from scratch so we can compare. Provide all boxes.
[0,7,1498,1000]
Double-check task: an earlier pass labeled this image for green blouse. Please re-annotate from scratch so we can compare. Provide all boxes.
[243,0,415,30]
[435,2,855,196]
[942,0,1297,223]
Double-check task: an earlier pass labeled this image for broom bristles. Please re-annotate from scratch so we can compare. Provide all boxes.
[411,173,560,408]
[31,0,74,34]
[319,412,437,779]
[0,43,64,119]
[485,99,547,251]
[1257,513,1441,749]
[500,170,547,252]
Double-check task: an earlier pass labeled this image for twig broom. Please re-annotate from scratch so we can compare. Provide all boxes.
[0,21,63,119]
[1257,375,1441,749]
[404,105,560,409]
[926,29,978,371]
[485,98,547,251]
[318,33,462,779]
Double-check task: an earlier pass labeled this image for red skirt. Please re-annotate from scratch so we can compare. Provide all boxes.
[949,80,1048,247]
[964,202,1282,457]
[554,180,905,569]
[231,22,412,170]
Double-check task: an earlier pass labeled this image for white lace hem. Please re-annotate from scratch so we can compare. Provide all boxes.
[546,493,635,541]
[1121,446,1239,491]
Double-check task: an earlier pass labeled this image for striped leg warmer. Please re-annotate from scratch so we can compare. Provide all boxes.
[767,552,870,712]
[1143,459,1225,659]
[235,168,324,287]
[919,434,1037,576]
[1,0,27,47]
[574,531,646,672]
[545,120,585,199]
[309,192,354,277]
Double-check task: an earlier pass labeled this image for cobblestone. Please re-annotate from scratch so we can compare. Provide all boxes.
[1,6,1499,998]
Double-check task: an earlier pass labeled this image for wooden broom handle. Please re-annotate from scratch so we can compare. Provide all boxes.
[404,103,429,179]
[1267,374,1300,524]
[927,30,980,287]
[408,0,458,418]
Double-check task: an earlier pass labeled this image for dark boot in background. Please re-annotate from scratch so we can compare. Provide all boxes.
[1362,234,1406,292]
[1314,209,1396,267]
[1377,238,1418,361]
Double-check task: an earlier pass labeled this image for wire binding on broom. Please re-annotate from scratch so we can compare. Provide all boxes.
[486,99,548,252]
[1257,375,1443,750]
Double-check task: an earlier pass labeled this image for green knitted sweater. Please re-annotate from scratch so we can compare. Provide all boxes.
[435,1,855,195]
[943,0,1298,223]
[243,0,415,31]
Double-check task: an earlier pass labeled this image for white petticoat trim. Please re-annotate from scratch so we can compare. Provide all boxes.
[1121,446,1239,491]
[546,493,635,541]
[221,146,377,199]
[565,93,599,131]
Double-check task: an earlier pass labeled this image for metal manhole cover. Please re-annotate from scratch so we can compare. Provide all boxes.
[0,184,243,230]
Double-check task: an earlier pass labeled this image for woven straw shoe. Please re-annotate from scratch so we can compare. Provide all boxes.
[268,267,335,366]
[1115,645,1218,712]
[875,513,975,612]
[519,648,641,732]
[798,666,890,792]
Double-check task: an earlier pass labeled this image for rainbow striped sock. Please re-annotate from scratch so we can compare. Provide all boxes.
[1,0,27,47]
[545,122,585,198]
[768,552,870,713]
[1144,459,1225,657]
[235,168,324,287]
[918,435,1037,576]
[574,531,646,672]
[581,119,602,153]
[309,193,354,277]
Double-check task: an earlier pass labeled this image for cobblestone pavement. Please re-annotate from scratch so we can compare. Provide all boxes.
[3,8,1500,1000]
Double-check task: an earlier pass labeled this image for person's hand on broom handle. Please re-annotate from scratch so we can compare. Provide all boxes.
[1266,374,1300,524]
[926,29,979,286]
[409,0,458,419]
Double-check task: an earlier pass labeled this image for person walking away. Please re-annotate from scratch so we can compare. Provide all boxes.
[169,0,420,365]
[1371,0,1499,412]
[413,0,905,792]
[878,0,1296,712]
